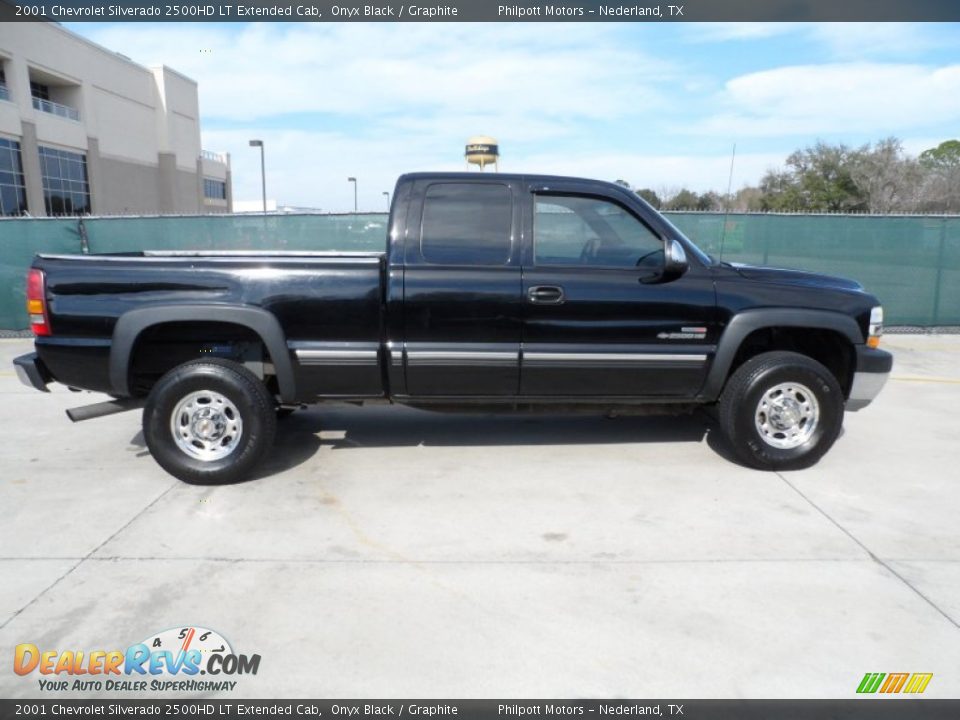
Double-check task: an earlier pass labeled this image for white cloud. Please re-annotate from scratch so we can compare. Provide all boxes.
[683,22,806,43]
[82,21,699,208]
[810,23,948,59]
[685,63,960,137]
[684,22,952,60]
[83,22,676,123]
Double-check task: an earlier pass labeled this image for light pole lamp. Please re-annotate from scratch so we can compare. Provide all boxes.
[382,191,390,211]
[249,139,266,213]
[347,177,357,213]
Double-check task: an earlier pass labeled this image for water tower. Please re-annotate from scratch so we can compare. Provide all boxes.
[465,136,499,171]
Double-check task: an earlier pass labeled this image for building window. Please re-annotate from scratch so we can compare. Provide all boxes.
[0,69,10,102]
[28,77,80,121]
[0,138,27,216]
[39,146,90,216]
[30,81,50,101]
[203,177,227,200]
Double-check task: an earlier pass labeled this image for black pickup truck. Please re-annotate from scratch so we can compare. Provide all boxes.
[14,172,892,483]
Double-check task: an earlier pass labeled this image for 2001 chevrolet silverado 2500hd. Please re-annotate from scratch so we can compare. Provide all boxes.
[14,172,892,483]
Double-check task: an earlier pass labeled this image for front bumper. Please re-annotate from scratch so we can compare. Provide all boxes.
[846,346,893,411]
[13,352,51,393]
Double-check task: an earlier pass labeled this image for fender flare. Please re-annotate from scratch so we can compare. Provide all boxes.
[109,305,296,403]
[701,308,863,400]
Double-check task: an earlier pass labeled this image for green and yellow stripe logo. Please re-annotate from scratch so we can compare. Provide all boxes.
[857,672,933,694]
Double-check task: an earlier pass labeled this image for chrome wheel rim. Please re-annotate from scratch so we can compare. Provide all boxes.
[754,382,819,450]
[170,390,243,461]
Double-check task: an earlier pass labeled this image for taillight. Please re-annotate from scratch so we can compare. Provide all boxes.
[26,269,51,336]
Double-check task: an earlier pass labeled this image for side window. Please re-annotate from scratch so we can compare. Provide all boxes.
[534,195,662,268]
[421,183,512,266]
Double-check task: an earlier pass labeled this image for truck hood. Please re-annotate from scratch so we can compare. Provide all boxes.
[729,263,863,292]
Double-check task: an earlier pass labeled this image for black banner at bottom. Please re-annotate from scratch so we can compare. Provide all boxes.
[1,700,960,720]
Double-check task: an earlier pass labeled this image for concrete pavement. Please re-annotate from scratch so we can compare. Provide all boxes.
[0,336,958,699]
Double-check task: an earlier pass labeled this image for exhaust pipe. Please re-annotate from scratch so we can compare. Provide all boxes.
[66,397,144,423]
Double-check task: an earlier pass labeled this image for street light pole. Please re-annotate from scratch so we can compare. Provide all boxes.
[249,139,266,213]
[382,191,390,211]
[347,177,357,213]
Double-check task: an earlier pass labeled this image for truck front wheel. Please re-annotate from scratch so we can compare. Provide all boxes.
[718,351,844,470]
[143,359,277,484]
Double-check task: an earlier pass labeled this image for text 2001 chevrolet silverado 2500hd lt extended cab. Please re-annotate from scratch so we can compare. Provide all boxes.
[14,172,892,483]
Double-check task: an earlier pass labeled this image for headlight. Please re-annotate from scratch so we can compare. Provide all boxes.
[867,306,883,348]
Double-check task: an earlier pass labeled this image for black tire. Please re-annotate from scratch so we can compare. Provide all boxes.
[143,358,277,484]
[718,351,844,470]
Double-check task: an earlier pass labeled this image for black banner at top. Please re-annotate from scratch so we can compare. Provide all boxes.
[1,0,960,22]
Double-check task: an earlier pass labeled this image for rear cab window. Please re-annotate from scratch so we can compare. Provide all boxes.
[420,182,513,266]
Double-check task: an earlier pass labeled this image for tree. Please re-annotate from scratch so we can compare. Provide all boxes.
[919,140,960,170]
[753,141,867,212]
[917,140,960,212]
[635,188,661,208]
[733,186,764,212]
[848,138,922,213]
[616,137,960,214]
[758,169,802,211]
[788,142,866,212]
[662,189,721,211]
[663,189,700,210]
[698,191,722,211]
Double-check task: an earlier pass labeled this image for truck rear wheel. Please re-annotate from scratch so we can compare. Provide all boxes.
[143,359,276,484]
[718,351,843,470]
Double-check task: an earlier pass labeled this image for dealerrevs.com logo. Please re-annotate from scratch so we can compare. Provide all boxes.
[14,626,261,693]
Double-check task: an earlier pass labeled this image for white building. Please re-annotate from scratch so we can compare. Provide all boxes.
[232,199,279,213]
[0,22,231,216]
[231,200,327,214]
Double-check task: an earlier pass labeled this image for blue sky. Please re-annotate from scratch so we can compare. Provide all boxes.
[68,21,960,211]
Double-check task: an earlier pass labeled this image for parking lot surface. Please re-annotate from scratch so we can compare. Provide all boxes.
[1,335,959,699]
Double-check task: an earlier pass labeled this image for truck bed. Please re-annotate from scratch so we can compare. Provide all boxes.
[32,251,387,400]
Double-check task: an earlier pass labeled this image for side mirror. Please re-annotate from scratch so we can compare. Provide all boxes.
[640,238,688,284]
[664,237,689,279]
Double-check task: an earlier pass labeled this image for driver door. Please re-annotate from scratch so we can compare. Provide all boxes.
[520,188,716,397]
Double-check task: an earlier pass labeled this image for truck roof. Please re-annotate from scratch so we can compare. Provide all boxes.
[397,172,625,189]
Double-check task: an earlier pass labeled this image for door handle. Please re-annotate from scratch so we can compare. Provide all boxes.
[527,285,565,304]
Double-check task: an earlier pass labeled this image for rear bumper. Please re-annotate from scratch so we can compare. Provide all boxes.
[34,336,114,395]
[13,352,51,393]
[846,346,893,411]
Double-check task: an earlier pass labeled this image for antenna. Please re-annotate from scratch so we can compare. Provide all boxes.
[718,142,736,262]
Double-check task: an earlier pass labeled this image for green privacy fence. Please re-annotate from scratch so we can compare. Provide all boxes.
[0,212,958,330]
[667,213,960,327]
